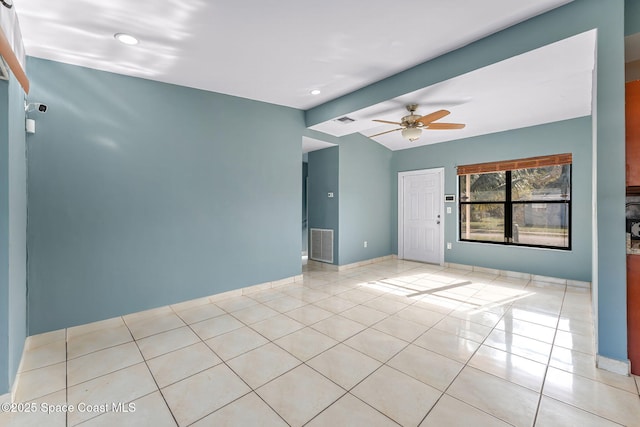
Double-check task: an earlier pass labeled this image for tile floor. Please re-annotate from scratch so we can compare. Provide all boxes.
[2,259,640,426]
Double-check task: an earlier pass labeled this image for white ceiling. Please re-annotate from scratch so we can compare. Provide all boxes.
[302,137,336,154]
[310,30,596,151]
[14,0,573,110]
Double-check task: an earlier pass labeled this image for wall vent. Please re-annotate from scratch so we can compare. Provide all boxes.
[310,228,334,264]
[334,116,355,124]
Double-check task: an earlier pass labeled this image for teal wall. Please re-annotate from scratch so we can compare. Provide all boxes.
[0,74,27,394]
[626,0,640,35]
[302,161,308,252]
[307,146,339,264]
[307,0,628,362]
[0,76,9,394]
[338,133,393,265]
[392,117,592,281]
[26,58,304,334]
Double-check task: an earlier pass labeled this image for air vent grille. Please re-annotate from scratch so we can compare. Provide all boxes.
[334,116,355,124]
[310,228,334,264]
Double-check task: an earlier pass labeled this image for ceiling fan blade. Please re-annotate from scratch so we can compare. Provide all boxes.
[416,109,450,126]
[368,128,403,138]
[373,119,403,125]
[426,123,466,130]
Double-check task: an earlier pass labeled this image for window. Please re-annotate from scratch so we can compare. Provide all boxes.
[458,154,571,250]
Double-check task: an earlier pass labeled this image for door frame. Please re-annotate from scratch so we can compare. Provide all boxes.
[398,168,445,265]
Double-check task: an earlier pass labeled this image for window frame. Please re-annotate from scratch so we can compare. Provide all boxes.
[458,157,572,251]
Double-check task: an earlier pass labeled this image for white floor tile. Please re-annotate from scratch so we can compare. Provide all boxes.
[173,302,225,324]
[549,346,638,393]
[12,259,636,427]
[344,328,407,363]
[227,343,301,388]
[192,392,287,426]
[161,364,250,426]
[67,363,157,426]
[340,305,388,326]
[387,344,464,391]
[433,316,493,343]
[14,362,66,402]
[311,296,358,314]
[351,365,441,426]
[543,367,640,426]
[18,338,66,372]
[483,329,552,364]
[447,366,539,427]
[257,364,345,426]
[147,342,222,388]
[190,313,244,340]
[535,396,622,427]
[413,328,480,363]
[67,341,143,386]
[80,391,176,427]
[371,314,429,343]
[214,296,259,313]
[310,314,367,341]
[307,343,382,390]
[553,329,595,355]
[284,305,334,325]
[421,394,512,427]
[261,295,308,312]
[124,312,186,340]
[67,323,133,359]
[67,317,124,340]
[307,393,399,426]
[23,329,65,351]
[231,303,279,324]
[0,389,67,427]
[136,326,200,360]
[249,314,305,341]
[274,327,338,361]
[205,326,269,360]
[468,344,547,392]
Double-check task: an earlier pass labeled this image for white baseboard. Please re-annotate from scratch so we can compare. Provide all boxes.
[307,255,395,272]
[208,274,304,301]
[596,354,631,376]
[306,259,339,271]
[0,392,10,404]
[442,262,591,289]
[337,255,395,271]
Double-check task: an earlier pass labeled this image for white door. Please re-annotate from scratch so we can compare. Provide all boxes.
[399,169,443,264]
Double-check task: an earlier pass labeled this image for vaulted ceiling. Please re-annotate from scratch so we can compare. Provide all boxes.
[14,0,588,151]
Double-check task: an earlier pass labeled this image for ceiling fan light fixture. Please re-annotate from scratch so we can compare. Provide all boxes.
[310,89,321,95]
[114,33,139,45]
[402,127,421,142]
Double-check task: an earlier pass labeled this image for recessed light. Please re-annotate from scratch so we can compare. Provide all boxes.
[310,89,321,95]
[114,33,139,45]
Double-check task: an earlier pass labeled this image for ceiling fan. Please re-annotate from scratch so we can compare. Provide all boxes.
[369,104,465,142]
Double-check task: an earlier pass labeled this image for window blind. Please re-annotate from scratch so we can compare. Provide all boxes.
[457,153,572,175]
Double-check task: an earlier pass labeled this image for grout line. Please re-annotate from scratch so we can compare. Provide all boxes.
[531,284,565,427]
[416,277,530,425]
[122,316,180,427]
[171,305,291,426]
[30,261,607,426]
